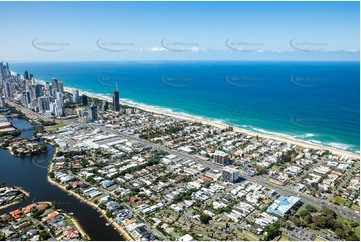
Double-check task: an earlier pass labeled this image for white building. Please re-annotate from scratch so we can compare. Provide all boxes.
[222,166,239,183]
[213,150,228,166]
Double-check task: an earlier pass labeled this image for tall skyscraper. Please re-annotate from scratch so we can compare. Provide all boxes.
[112,91,120,111]
[48,86,53,97]
[82,94,88,106]
[55,92,64,116]
[35,84,43,98]
[2,63,10,78]
[102,100,109,111]
[24,70,29,80]
[21,91,31,107]
[50,102,59,116]
[53,93,64,116]
[51,78,59,93]
[4,81,13,98]
[89,104,98,121]
[56,92,63,108]
[73,89,80,104]
[38,97,50,113]
[59,81,64,93]
[0,62,5,79]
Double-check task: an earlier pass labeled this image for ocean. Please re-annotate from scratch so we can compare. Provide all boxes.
[9,61,360,153]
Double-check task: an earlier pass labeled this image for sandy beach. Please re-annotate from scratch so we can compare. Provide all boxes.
[64,87,359,160]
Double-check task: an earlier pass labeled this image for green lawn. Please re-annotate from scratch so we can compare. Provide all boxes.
[271,165,281,172]
[171,232,180,239]
[242,231,260,241]
[65,218,73,226]
[331,196,346,206]
[91,194,107,203]
[336,215,360,240]
[280,235,294,241]
[314,236,326,241]
[336,215,349,226]
[351,203,360,212]
[46,123,68,131]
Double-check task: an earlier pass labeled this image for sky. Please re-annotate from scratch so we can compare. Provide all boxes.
[0,1,359,62]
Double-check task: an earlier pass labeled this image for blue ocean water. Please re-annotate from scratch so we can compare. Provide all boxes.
[10,61,360,153]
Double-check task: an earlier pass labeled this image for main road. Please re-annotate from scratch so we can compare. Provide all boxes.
[5,99,76,125]
[91,124,360,222]
[6,100,359,223]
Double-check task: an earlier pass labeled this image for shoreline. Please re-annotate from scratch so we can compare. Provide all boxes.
[48,145,91,240]
[47,157,132,241]
[63,87,359,159]
[12,70,360,156]
[0,186,30,211]
[68,215,90,241]
[18,187,30,197]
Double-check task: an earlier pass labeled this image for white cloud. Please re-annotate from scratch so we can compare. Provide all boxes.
[84,49,99,53]
[147,47,167,52]
[345,49,359,53]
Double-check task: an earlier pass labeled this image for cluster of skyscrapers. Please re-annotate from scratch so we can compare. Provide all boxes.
[4,72,66,117]
[0,63,121,121]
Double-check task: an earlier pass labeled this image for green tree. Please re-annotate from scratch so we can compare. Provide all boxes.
[303,214,313,225]
[200,213,211,224]
[264,223,281,240]
[39,231,49,240]
[305,204,318,213]
[299,209,310,218]
[335,228,345,238]
[106,211,113,218]
[56,151,64,157]
[312,215,327,229]
[290,216,301,227]
[321,206,336,218]
[345,233,359,241]
[343,225,353,236]
[0,234,6,241]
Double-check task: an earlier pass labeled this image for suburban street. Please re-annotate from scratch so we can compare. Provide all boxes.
[6,99,360,223]
[92,124,360,222]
